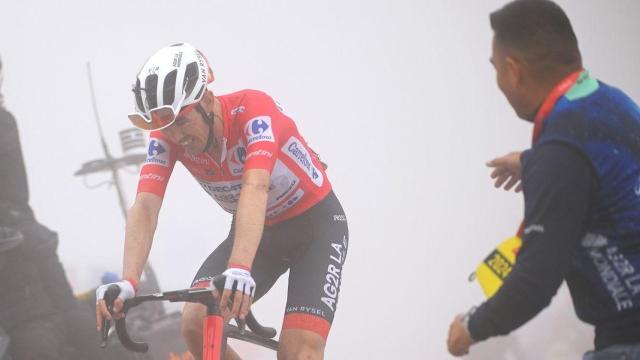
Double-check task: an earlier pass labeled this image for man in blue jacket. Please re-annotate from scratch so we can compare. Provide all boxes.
[447,1,640,359]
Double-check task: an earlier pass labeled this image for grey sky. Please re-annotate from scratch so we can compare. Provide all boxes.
[1,0,639,358]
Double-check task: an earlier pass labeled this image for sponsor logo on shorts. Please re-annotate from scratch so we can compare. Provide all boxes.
[244,116,274,145]
[333,214,347,222]
[145,139,170,167]
[285,305,326,318]
[321,235,348,312]
[282,137,323,187]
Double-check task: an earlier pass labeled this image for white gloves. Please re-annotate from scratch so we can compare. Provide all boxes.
[95,279,136,304]
[219,267,256,297]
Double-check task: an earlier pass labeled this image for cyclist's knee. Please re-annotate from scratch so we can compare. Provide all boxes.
[278,329,325,360]
[181,302,205,340]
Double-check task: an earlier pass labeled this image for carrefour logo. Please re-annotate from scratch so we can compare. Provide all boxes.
[282,136,323,187]
[244,116,274,145]
[252,119,269,134]
[148,140,166,156]
[145,139,170,167]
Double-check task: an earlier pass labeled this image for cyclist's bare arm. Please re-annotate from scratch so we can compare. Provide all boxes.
[122,192,163,282]
[222,168,270,318]
[230,169,270,267]
[96,192,162,330]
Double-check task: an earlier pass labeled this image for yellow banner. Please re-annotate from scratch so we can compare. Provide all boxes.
[475,236,522,298]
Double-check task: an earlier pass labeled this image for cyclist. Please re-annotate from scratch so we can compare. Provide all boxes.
[96,43,349,360]
[447,1,640,358]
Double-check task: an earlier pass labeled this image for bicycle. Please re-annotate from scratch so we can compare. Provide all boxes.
[101,277,278,360]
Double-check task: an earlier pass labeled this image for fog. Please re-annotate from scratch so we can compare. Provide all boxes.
[1,0,639,359]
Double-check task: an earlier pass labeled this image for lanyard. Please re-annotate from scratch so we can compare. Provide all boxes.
[531,70,583,144]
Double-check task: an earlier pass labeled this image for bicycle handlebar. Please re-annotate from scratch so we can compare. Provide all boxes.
[102,276,276,353]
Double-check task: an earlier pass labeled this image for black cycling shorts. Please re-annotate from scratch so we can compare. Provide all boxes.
[191,191,348,340]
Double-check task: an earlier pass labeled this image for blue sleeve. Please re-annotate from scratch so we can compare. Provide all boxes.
[468,142,594,341]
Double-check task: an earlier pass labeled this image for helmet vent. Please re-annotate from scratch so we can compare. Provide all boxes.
[193,84,205,103]
[144,74,159,109]
[133,78,145,113]
[163,69,177,106]
[183,62,198,99]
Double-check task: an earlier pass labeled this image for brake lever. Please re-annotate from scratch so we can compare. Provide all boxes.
[100,285,121,348]
[100,318,110,348]
[212,275,248,334]
[236,317,246,334]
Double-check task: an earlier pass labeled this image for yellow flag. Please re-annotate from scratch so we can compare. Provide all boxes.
[475,236,522,298]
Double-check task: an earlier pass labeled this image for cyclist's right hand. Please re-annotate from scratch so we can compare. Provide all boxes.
[95,279,137,332]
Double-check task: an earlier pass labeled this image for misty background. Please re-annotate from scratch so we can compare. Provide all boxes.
[1,0,639,359]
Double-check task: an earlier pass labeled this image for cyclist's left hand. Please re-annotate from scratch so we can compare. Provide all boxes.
[217,267,256,320]
[95,279,137,332]
[447,314,475,357]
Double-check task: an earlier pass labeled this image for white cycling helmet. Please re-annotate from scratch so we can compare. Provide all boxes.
[128,43,214,131]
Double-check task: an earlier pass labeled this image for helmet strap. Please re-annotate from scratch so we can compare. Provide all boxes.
[196,103,217,153]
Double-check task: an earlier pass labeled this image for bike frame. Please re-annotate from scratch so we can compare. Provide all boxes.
[102,284,278,360]
[203,301,225,360]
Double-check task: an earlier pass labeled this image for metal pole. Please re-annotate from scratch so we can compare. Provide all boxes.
[86,62,128,219]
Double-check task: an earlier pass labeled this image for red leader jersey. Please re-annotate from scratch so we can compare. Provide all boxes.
[137,89,332,225]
